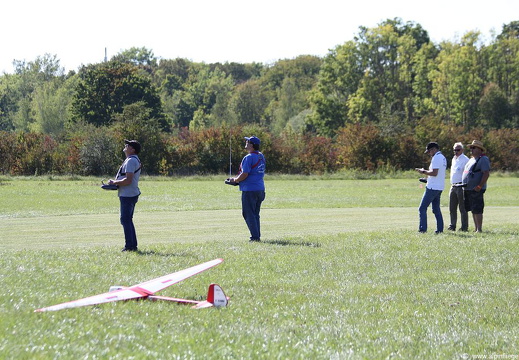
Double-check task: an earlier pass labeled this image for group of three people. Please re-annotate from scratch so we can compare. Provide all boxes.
[108,136,266,252]
[416,140,491,234]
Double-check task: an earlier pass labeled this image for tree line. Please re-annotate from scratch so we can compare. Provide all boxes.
[1,18,518,175]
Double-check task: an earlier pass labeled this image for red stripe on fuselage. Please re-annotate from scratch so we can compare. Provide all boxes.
[130,286,155,297]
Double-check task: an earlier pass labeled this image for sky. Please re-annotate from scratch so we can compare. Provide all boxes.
[2,0,518,74]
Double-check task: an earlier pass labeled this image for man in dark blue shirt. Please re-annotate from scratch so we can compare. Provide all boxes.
[230,136,266,242]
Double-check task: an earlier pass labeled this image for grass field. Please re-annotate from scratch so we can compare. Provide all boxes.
[1,175,518,359]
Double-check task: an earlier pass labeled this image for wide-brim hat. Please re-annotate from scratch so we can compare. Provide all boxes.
[469,140,485,152]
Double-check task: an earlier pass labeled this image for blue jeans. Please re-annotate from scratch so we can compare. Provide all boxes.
[120,195,139,249]
[419,188,443,232]
[241,191,265,240]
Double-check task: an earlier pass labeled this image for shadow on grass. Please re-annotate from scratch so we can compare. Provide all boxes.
[434,229,519,238]
[134,249,191,257]
[263,239,321,248]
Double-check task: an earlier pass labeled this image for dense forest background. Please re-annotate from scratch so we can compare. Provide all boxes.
[1,18,518,176]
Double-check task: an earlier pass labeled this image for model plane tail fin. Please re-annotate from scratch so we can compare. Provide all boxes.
[147,283,229,309]
[192,283,229,309]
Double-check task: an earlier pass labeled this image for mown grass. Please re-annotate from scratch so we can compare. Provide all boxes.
[1,175,518,359]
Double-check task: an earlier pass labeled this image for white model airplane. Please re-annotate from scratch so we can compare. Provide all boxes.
[35,258,228,312]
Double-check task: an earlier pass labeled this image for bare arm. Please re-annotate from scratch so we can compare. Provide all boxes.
[474,171,490,192]
[232,172,248,183]
[416,168,438,176]
[109,172,134,186]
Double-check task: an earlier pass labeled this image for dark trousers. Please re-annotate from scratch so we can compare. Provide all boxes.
[120,195,139,249]
[449,185,468,230]
[241,191,265,240]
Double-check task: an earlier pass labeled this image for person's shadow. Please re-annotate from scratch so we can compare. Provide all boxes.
[134,249,193,257]
[263,239,321,247]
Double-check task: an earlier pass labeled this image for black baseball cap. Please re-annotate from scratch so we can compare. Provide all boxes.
[124,139,141,154]
[424,142,439,154]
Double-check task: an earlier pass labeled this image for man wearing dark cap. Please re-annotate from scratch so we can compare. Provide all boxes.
[229,136,266,242]
[462,140,490,233]
[109,140,142,251]
[415,142,447,233]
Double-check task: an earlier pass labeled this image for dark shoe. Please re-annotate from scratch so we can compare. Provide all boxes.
[434,231,443,234]
[447,226,456,231]
[249,238,260,242]
[459,228,468,232]
[122,247,138,252]
[418,230,426,233]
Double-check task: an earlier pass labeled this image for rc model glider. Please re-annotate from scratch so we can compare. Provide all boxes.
[35,258,228,312]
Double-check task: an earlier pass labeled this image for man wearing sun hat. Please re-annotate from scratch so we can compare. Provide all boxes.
[229,136,266,242]
[462,140,490,233]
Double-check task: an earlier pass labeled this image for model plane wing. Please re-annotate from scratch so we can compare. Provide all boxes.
[35,258,224,312]
[134,258,223,294]
[34,288,148,312]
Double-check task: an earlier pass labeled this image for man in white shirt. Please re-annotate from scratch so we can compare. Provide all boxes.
[448,142,469,231]
[415,142,447,234]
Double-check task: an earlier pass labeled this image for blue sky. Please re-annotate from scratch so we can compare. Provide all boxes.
[2,0,518,74]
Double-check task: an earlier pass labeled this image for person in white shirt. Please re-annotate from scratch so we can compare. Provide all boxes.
[415,142,447,234]
[448,142,470,231]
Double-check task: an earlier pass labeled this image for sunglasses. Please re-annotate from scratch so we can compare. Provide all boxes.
[453,149,462,152]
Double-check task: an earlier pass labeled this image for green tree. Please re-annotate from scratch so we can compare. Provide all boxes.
[487,23,519,127]
[79,127,120,176]
[209,62,263,84]
[262,56,322,135]
[348,19,430,124]
[261,56,322,92]
[307,40,363,136]
[70,61,167,130]
[478,83,511,128]
[111,47,157,67]
[190,108,210,130]
[230,79,269,125]
[111,101,164,174]
[497,20,519,40]
[30,74,78,135]
[411,42,439,118]
[1,54,64,131]
[430,32,486,127]
[164,65,235,129]
[270,77,306,134]
[308,19,430,136]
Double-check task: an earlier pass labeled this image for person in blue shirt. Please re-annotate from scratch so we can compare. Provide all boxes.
[462,140,491,233]
[229,136,266,242]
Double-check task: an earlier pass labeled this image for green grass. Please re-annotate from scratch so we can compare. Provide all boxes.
[1,175,518,359]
